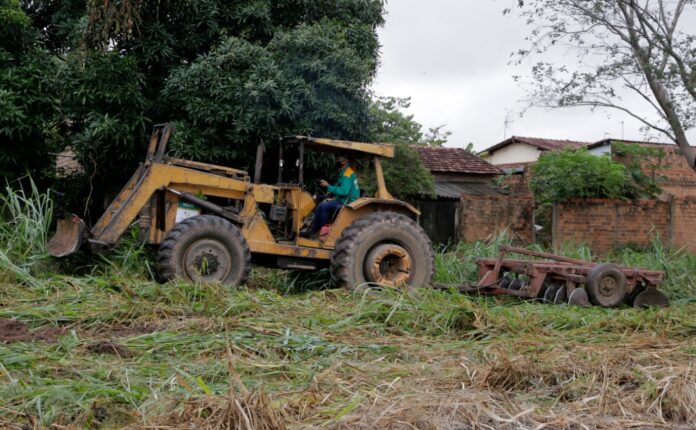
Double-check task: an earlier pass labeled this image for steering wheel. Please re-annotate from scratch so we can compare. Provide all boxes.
[313,186,327,204]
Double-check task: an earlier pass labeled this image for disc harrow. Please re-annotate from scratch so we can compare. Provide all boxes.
[438,246,668,308]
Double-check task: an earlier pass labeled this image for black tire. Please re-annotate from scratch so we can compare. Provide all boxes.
[157,215,251,286]
[586,263,627,308]
[330,211,435,290]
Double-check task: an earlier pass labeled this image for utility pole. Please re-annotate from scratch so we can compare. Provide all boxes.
[503,112,513,139]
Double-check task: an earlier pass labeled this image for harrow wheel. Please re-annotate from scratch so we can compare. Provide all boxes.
[587,263,627,308]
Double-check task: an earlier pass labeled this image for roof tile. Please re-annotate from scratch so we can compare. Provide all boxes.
[482,136,592,155]
[414,146,502,175]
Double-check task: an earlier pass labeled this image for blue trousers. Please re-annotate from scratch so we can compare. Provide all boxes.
[312,200,343,232]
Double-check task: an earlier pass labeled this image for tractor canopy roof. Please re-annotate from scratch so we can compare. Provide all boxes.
[284,136,394,158]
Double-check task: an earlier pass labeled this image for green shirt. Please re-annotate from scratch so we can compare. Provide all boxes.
[328,166,360,204]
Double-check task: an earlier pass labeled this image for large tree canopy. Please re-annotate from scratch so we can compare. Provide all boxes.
[513,0,696,169]
[3,0,385,215]
[0,0,60,183]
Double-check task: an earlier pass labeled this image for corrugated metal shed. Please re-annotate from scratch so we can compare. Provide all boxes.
[433,182,507,199]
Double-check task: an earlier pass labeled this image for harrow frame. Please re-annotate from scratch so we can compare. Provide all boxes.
[439,246,668,308]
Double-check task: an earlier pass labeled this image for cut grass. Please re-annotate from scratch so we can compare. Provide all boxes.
[1,266,696,429]
[1,187,695,428]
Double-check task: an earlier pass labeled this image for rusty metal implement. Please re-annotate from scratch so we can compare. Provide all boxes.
[436,246,669,308]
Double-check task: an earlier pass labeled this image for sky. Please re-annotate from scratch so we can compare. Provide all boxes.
[371,0,696,151]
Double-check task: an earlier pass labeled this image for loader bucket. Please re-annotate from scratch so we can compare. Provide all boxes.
[48,214,86,257]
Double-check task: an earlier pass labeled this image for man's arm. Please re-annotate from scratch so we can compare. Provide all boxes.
[328,176,352,198]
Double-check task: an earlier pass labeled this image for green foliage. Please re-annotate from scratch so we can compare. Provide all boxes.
[0,0,32,55]
[612,142,665,199]
[362,97,434,199]
[0,179,53,284]
[0,49,60,183]
[60,52,149,192]
[368,96,423,144]
[422,125,452,147]
[13,0,385,213]
[531,149,628,206]
[531,147,666,206]
[0,0,60,183]
[164,18,376,170]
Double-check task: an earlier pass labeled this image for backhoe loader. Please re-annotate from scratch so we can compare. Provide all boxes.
[48,124,434,289]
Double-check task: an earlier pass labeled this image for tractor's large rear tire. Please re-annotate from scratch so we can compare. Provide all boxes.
[330,212,434,291]
[157,215,251,286]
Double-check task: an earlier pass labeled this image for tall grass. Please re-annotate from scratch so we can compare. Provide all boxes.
[611,237,696,302]
[0,179,53,284]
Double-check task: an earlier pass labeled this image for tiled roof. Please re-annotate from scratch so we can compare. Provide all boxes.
[415,146,502,175]
[482,136,592,155]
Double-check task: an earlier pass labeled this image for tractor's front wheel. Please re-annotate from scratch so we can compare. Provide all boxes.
[330,212,434,291]
[157,215,251,286]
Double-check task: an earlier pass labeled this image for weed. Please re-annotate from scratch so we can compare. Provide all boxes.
[0,179,53,285]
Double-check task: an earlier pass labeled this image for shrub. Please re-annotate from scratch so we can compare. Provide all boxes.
[530,148,661,206]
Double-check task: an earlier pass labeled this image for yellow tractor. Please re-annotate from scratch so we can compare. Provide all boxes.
[48,124,434,290]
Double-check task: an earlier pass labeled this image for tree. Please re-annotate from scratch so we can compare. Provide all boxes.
[512,0,696,169]
[16,0,385,214]
[0,0,60,184]
[363,96,434,199]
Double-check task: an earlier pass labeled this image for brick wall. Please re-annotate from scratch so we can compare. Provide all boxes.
[652,146,696,198]
[615,144,696,198]
[497,163,534,197]
[670,198,696,253]
[553,198,696,253]
[460,194,534,244]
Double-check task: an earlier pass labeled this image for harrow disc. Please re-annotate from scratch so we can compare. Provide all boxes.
[553,285,568,304]
[632,288,669,308]
[568,288,591,307]
[543,284,561,303]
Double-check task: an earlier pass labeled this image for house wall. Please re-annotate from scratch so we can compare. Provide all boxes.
[484,143,543,165]
[588,143,611,156]
[460,194,535,244]
[553,198,696,253]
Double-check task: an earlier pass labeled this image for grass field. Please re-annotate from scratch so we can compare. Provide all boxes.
[1,187,696,429]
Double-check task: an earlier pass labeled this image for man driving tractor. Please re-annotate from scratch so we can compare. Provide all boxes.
[302,154,360,238]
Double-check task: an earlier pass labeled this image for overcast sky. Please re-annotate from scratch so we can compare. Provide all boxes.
[371,1,696,151]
